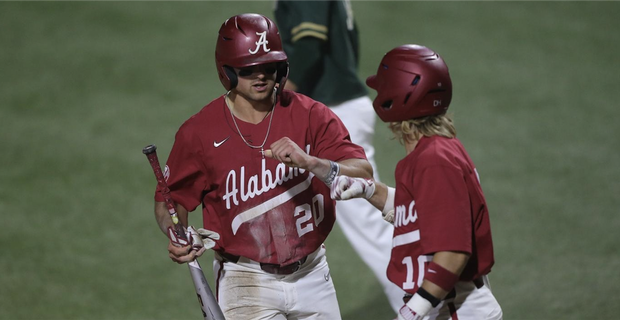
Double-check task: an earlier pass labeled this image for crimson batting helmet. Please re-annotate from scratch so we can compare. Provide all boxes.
[366,44,452,122]
[215,13,289,91]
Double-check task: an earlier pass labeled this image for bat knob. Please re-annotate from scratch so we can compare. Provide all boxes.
[142,144,157,155]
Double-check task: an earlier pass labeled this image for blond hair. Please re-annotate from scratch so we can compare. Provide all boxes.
[388,113,456,145]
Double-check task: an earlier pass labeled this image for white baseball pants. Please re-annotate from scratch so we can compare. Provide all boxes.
[424,276,503,320]
[214,245,342,320]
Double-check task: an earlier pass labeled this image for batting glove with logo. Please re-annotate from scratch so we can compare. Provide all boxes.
[397,305,424,320]
[330,175,376,200]
[167,226,190,247]
[397,288,437,320]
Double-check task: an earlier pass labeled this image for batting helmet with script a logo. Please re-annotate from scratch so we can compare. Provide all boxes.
[366,45,452,122]
[216,13,289,91]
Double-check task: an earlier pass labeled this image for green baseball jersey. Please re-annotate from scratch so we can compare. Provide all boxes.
[274,0,368,106]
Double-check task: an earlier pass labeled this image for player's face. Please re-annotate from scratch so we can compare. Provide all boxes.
[233,63,278,104]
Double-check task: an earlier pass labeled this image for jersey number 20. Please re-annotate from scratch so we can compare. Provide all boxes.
[294,194,325,237]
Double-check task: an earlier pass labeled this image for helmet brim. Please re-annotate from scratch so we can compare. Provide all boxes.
[366,75,378,90]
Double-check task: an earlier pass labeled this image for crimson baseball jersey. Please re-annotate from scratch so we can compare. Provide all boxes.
[387,135,495,294]
[155,90,366,266]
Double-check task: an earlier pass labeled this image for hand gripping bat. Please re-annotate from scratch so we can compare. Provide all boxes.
[143,144,225,320]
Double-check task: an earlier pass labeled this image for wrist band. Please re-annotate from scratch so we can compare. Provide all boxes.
[425,261,460,292]
[404,288,436,318]
[323,161,340,185]
[415,287,441,307]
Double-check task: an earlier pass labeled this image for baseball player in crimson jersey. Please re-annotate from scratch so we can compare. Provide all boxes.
[330,45,503,320]
[152,13,374,319]
[274,0,405,312]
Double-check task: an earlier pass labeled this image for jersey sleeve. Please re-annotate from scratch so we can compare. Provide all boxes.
[415,164,473,255]
[287,37,324,93]
[285,1,330,43]
[307,102,366,162]
[154,126,207,212]
[277,1,330,92]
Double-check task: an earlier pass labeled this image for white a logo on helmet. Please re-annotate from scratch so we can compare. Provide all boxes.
[249,31,270,54]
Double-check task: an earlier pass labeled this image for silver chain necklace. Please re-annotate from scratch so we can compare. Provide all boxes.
[225,90,276,158]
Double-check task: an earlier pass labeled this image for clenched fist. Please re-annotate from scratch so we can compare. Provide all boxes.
[330,175,376,200]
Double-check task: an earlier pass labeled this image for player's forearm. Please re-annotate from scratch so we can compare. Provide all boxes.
[367,181,389,211]
[400,251,470,318]
[307,157,372,184]
[420,251,470,299]
[154,201,189,234]
[336,158,373,179]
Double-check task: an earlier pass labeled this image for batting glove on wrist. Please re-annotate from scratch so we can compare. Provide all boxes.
[397,305,424,320]
[187,226,220,251]
[383,209,395,224]
[397,290,434,320]
[330,175,376,200]
[167,226,190,247]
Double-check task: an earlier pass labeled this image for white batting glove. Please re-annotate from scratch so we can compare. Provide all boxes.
[187,226,220,251]
[382,186,396,224]
[397,291,434,320]
[383,209,395,224]
[397,305,424,320]
[167,226,189,247]
[330,175,376,200]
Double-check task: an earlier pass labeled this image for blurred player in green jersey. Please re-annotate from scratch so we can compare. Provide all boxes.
[274,0,405,314]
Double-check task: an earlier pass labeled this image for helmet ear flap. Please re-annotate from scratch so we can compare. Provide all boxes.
[276,62,289,89]
[224,66,237,90]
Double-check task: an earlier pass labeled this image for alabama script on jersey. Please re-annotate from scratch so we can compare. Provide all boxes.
[155,91,366,266]
[387,135,495,294]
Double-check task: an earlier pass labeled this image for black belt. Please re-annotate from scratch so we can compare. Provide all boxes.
[473,277,484,289]
[218,251,308,275]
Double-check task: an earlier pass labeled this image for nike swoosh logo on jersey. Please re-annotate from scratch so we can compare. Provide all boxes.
[324,272,330,281]
[213,136,230,148]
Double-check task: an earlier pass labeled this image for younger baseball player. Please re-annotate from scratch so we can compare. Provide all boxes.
[330,45,503,320]
[152,13,374,320]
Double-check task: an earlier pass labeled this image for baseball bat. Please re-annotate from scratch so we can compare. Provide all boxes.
[143,144,225,320]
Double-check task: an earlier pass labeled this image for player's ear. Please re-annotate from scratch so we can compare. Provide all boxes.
[224,66,237,89]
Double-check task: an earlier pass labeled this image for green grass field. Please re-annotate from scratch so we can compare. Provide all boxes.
[2,2,619,319]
